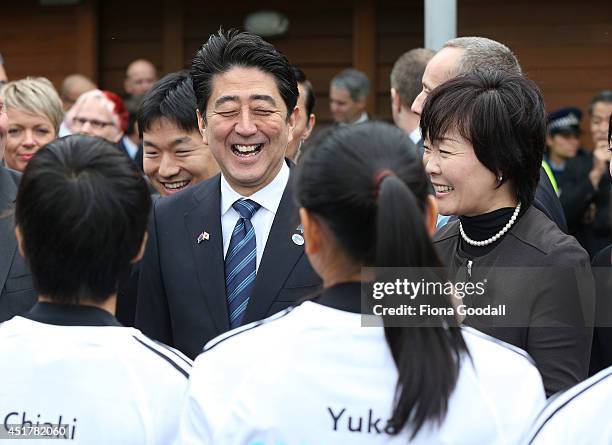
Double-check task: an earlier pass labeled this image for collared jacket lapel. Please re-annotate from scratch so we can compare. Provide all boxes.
[243,173,309,323]
[183,175,230,334]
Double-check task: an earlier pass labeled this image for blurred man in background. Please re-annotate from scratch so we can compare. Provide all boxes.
[559,92,612,257]
[390,48,434,156]
[60,74,96,112]
[329,68,370,125]
[124,59,157,99]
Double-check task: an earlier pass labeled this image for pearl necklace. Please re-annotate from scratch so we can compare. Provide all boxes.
[459,202,522,247]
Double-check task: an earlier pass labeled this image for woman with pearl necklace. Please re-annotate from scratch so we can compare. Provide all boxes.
[422,70,594,397]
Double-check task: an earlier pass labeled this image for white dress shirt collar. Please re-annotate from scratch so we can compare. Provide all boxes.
[339,112,369,126]
[354,112,369,124]
[409,127,421,145]
[220,160,290,216]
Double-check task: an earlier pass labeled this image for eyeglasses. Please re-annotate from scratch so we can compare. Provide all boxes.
[73,117,115,130]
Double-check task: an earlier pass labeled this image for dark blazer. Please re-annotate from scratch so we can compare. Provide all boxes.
[433,205,593,396]
[135,167,321,359]
[558,150,611,256]
[0,166,36,322]
[589,245,612,375]
[534,166,568,234]
[416,137,425,159]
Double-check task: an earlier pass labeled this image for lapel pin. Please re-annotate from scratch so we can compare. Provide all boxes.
[197,232,210,244]
[292,224,305,245]
[292,233,304,246]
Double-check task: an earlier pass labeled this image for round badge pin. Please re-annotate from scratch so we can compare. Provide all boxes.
[292,234,305,246]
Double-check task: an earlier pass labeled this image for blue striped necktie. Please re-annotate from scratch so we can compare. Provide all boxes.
[225,199,261,329]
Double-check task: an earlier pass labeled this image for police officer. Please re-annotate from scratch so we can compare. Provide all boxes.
[176,122,545,444]
[0,135,190,443]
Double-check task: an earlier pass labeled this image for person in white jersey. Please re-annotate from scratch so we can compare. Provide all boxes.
[0,134,191,444]
[528,112,612,445]
[527,365,612,444]
[175,122,545,445]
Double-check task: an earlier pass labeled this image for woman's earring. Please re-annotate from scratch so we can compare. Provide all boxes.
[498,175,503,183]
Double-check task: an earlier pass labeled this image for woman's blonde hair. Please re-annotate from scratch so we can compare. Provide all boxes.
[0,77,64,133]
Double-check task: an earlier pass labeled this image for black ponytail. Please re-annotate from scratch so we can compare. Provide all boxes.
[296,121,467,439]
[376,175,467,438]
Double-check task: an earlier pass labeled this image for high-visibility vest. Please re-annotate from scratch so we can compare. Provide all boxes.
[541,160,559,196]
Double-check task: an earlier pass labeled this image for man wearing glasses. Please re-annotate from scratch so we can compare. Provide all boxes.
[69,89,128,144]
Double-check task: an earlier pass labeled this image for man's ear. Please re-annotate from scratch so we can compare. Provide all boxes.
[391,88,402,114]
[14,226,26,260]
[288,104,298,132]
[197,109,208,145]
[425,194,439,236]
[131,232,148,264]
[302,114,316,140]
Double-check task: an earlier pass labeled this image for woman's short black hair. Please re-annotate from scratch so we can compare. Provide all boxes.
[191,29,298,122]
[15,135,151,304]
[420,70,545,206]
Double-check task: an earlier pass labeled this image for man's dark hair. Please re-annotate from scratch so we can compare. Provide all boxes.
[191,29,298,122]
[292,65,316,119]
[588,90,612,116]
[15,135,151,304]
[391,48,435,108]
[420,70,545,207]
[138,71,198,138]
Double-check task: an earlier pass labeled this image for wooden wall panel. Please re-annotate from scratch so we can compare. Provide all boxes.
[0,0,82,89]
[375,2,424,119]
[458,0,612,148]
[1,0,608,134]
[94,0,422,123]
[98,0,163,92]
[183,0,356,125]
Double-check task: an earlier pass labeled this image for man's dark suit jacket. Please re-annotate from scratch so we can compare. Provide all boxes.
[536,166,568,234]
[135,167,321,359]
[0,166,36,322]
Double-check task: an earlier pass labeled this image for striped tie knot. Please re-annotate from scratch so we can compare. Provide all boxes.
[232,199,260,220]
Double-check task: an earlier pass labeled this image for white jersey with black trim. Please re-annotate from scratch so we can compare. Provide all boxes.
[176,283,545,445]
[0,303,191,444]
[527,365,612,444]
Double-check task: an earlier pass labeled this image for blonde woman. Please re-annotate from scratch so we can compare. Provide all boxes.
[0,77,63,171]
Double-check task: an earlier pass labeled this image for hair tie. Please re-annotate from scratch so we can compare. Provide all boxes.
[373,169,395,198]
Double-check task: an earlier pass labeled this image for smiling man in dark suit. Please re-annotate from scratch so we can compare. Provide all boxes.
[0,97,36,321]
[135,30,321,359]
